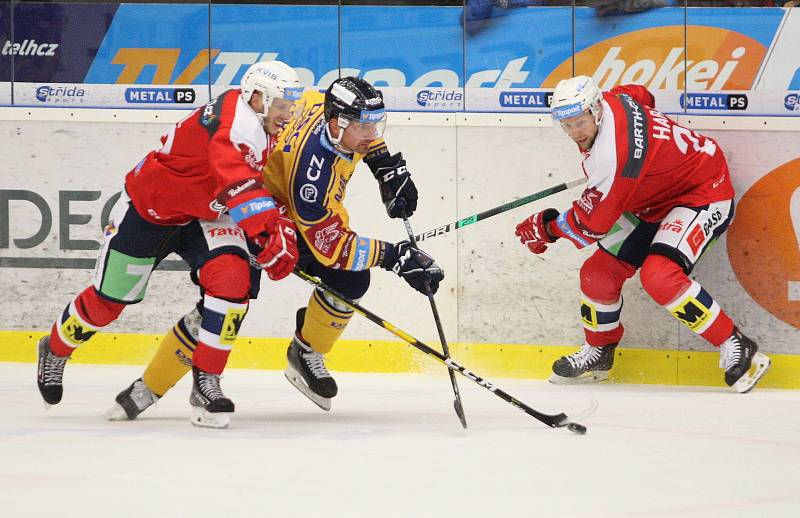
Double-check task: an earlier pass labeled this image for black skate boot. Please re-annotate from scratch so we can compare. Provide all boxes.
[549,343,617,384]
[285,334,338,411]
[105,378,160,421]
[36,336,70,406]
[720,328,771,393]
[189,367,234,429]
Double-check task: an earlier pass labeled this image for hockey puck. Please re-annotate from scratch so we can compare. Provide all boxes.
[566,422,587,435]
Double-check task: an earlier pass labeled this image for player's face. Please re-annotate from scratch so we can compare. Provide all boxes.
[265,98,304,136]
[340,120,383,154]
[560,110,599,149]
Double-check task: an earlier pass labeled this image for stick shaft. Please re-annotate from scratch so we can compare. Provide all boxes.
[415,177,586,242]
[292,269,568,429]
[402,215,467,428]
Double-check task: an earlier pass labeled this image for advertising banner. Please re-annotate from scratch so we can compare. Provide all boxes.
[1,4,798,114]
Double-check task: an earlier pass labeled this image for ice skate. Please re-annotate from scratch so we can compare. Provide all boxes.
[284,335,337,411]
[720,328,770,394]
[549,343,617,384]
[189,367,234,429]
[36,336,70,407]
[105,378,160,421]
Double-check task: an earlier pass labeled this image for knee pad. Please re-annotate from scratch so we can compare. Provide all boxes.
[640,254,692,306]
[580,250,636,303]
[198,253,250,303]
[76,287,126,327]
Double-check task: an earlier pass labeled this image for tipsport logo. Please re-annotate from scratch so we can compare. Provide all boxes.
[416,89,464,109]
[542,26,766,91]
[727,158,800,330]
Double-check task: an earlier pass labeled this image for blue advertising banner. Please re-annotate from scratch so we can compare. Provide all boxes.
[2,4,797,115]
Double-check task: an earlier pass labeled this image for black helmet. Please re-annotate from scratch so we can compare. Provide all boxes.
[324,76,385,122]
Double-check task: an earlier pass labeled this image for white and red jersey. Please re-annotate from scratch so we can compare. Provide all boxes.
[548,84,734,248]
[125,89,278,228]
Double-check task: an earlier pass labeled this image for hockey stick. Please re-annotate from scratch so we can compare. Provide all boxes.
[414,176,587,242]
[292,268,589,434]
[401,212,467,429]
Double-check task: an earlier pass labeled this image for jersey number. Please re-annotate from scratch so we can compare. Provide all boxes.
[673,126,717,157]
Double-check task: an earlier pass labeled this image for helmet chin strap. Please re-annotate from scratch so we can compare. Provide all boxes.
[327,117,354,154]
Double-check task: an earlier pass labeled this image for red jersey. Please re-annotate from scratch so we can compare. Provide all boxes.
[125,89,277,226]
[549,85,734,248]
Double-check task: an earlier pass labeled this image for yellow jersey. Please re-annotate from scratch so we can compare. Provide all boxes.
[262,90,389,271]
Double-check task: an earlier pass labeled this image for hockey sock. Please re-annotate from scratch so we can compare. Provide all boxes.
[581,294,624,346]
[579,250,636,346]
[299,289,355,354]
[50,287,125,356]
[641,255,734,346]
[142,308,199,397]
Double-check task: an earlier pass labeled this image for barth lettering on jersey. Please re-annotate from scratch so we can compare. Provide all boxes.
[619,94,648,179]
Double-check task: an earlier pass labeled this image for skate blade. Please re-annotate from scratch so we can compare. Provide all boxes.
[190,406,231,429]
[284,368,332,412]
[104,402,131,421]
[733,352,771,394]
[549,371,609,385]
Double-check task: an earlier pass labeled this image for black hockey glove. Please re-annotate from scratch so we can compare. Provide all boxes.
[381,241,444,295]
[366,152,418,219]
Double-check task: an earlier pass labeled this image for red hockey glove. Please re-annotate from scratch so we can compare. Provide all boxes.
[515,208,559,255]
[253,213,299,281]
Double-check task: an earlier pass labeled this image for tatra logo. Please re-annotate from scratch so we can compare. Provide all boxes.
[208,227,245,240]
[728,158,800,330]
[660,218,684,233]
[542,27,766,91]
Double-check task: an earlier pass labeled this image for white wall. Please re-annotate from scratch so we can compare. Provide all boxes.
[1,114,798,353]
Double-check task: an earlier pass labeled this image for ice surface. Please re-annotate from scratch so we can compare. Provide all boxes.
[1,363,799,517]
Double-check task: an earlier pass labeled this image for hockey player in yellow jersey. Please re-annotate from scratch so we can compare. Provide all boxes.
[105,76,444,418]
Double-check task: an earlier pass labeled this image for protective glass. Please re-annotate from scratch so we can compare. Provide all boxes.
[344,109,387,139]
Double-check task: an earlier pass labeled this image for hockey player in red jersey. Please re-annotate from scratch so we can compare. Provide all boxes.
[37,60,305,428]
[514,75,770,393]
[104,77,444,419]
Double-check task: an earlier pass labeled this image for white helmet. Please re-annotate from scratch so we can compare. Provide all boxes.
[551,75,603,125]
[240,60,304,119]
